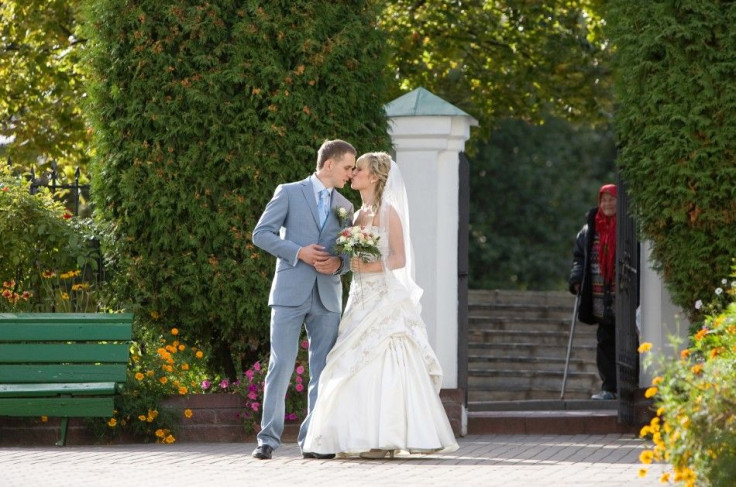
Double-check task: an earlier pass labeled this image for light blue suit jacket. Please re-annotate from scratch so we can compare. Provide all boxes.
[252,177,353,313]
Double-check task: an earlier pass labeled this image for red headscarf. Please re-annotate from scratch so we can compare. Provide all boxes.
[594,184,617,284]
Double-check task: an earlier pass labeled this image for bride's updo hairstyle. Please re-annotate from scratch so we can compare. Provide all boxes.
[357,151,391,206]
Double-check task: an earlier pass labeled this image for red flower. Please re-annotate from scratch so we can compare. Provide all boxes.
[62,212,72,220]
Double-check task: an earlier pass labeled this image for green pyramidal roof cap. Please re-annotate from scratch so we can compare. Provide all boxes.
[384,87,474,118]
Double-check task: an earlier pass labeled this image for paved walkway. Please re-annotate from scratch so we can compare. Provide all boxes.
[1,434,667,487]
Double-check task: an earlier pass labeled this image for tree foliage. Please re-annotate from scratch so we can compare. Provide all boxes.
[469,115,616,290]
[379,0,612,135]
[0,0,89,173]
[606,0,736,317]
[81,0,391,375]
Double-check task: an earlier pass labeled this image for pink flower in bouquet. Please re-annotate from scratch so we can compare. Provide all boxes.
[295,365,305,375]
[295,383,304,392]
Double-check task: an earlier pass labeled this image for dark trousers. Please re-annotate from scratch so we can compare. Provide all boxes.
[596,323,617,393]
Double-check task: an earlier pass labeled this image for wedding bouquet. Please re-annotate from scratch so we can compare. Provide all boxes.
[334,225,381,261]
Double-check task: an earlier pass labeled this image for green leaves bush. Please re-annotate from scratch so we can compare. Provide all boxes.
[606,1,736,319]
[0,165,101,311]
[81,0,391,375]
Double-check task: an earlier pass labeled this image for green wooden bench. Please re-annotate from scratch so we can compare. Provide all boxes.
[0,313,133,446]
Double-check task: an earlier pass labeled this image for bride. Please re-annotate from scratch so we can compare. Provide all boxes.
[302,151,458,459]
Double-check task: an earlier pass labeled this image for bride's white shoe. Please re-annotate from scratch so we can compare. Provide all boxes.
[359,449,395,460]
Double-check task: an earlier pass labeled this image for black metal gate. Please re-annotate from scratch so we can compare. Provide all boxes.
[457,152,470,404]
[615,175,640,424]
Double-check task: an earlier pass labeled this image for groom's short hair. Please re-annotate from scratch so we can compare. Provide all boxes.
[316,139,356,170]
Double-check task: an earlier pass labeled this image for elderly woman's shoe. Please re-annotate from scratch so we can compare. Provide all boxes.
[359,449,395,460]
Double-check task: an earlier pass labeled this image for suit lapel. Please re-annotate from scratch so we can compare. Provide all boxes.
[300,178,321,228]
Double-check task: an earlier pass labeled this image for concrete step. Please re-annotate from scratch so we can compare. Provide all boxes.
[468,289,575,307]
[468,355,598,374]
[467,409,636,435]
[468,342,596,359]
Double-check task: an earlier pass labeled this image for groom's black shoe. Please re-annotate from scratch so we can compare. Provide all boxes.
[252,444,274,460]
[302,451,336,459]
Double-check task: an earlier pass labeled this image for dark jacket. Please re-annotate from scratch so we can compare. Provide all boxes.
[568,207,602,325]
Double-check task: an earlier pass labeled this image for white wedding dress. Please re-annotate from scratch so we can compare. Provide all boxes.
[302,227,458,456]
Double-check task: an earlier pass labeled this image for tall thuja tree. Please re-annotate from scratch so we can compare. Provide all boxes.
[81,0,391,376]
[606,1,736,318]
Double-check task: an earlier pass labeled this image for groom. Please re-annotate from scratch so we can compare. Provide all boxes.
[251,139,356,460]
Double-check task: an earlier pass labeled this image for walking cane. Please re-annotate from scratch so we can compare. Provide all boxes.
[560,293,580,400]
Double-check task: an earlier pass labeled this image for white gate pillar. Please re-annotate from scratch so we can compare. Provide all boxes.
[384,87,478,397]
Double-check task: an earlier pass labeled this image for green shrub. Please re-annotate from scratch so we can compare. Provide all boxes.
[606,1,736,319]
[0,165,102,312]
[81,0,392,376]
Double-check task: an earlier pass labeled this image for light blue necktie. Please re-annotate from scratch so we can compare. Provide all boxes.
[318,189,330,228]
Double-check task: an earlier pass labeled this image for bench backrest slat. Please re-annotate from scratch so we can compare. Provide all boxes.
[0,316,133,341]
[0,343,130,363]
[0,383,118,397]
[0,364,127,383]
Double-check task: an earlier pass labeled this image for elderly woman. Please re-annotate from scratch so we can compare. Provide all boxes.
[569,184,617,400]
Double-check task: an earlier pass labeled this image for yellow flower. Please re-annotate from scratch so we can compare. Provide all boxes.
[108,418,117,427]
[159,377,168,384]
[691,363,703,375]
[150,310,159,319]
[639,450,654,464]
[61,292,69,300]
[638,468,648,478]
[181,363,190,371]
[155,429,165,438]
[652,376,663,385]
[178,344,185,352]
[146,370,154,377]
[195,351,204,359]
[138,415,147,421]
[645,387,658,398]
[184,409,193,418]
[638,342,653,353]
[135,372,145,381]
[165,434,175,444]
[660,472,670,483]
[639,425,651,438]
[171,327,179,336]
[41,416,48,422]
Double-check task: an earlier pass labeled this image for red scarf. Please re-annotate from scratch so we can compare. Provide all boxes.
[594,184,617,285]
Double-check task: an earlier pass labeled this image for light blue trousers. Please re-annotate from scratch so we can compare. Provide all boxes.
[256,286,340,450]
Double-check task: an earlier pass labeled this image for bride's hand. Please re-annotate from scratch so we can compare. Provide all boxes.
[350,257,382,273]
[350,257,363,273]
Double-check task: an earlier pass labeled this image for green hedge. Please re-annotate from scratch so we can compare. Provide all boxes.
[607,1,736,318]
[81,0,391,375]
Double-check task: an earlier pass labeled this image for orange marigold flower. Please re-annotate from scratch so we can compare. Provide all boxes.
[165,435,175,444]
[691,363,703,375]
[181,363,190,371]
[639,450,654,464]
[184,409,193,418]
[695,328,708,341]
[155,429,166,438]
[138,415,147,421]
[195,351,204,359]
[41,416,48,422]
[644,387,658,398]
[179,386,188,395]
[681,349,691,359]
[135,372,145,381]
[159,377,168,384]
[171,327,179,335]
[108,418,118,427]
[637,342,653,353]
[652,376,663,386]
[42,271,55,278]
[710,347,723,359]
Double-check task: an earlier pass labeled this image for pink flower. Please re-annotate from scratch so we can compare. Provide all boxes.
[245,370,254,379]
[251,402,260,412]
[295,383,304,392]
[201,380,211,390]
[285,413,297,421]
[219,379,230,389]
[253,362,262,371]
[295,376,302,384]
[295,365,305,375]
[248,391,257,400]
[300,340,308,349]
